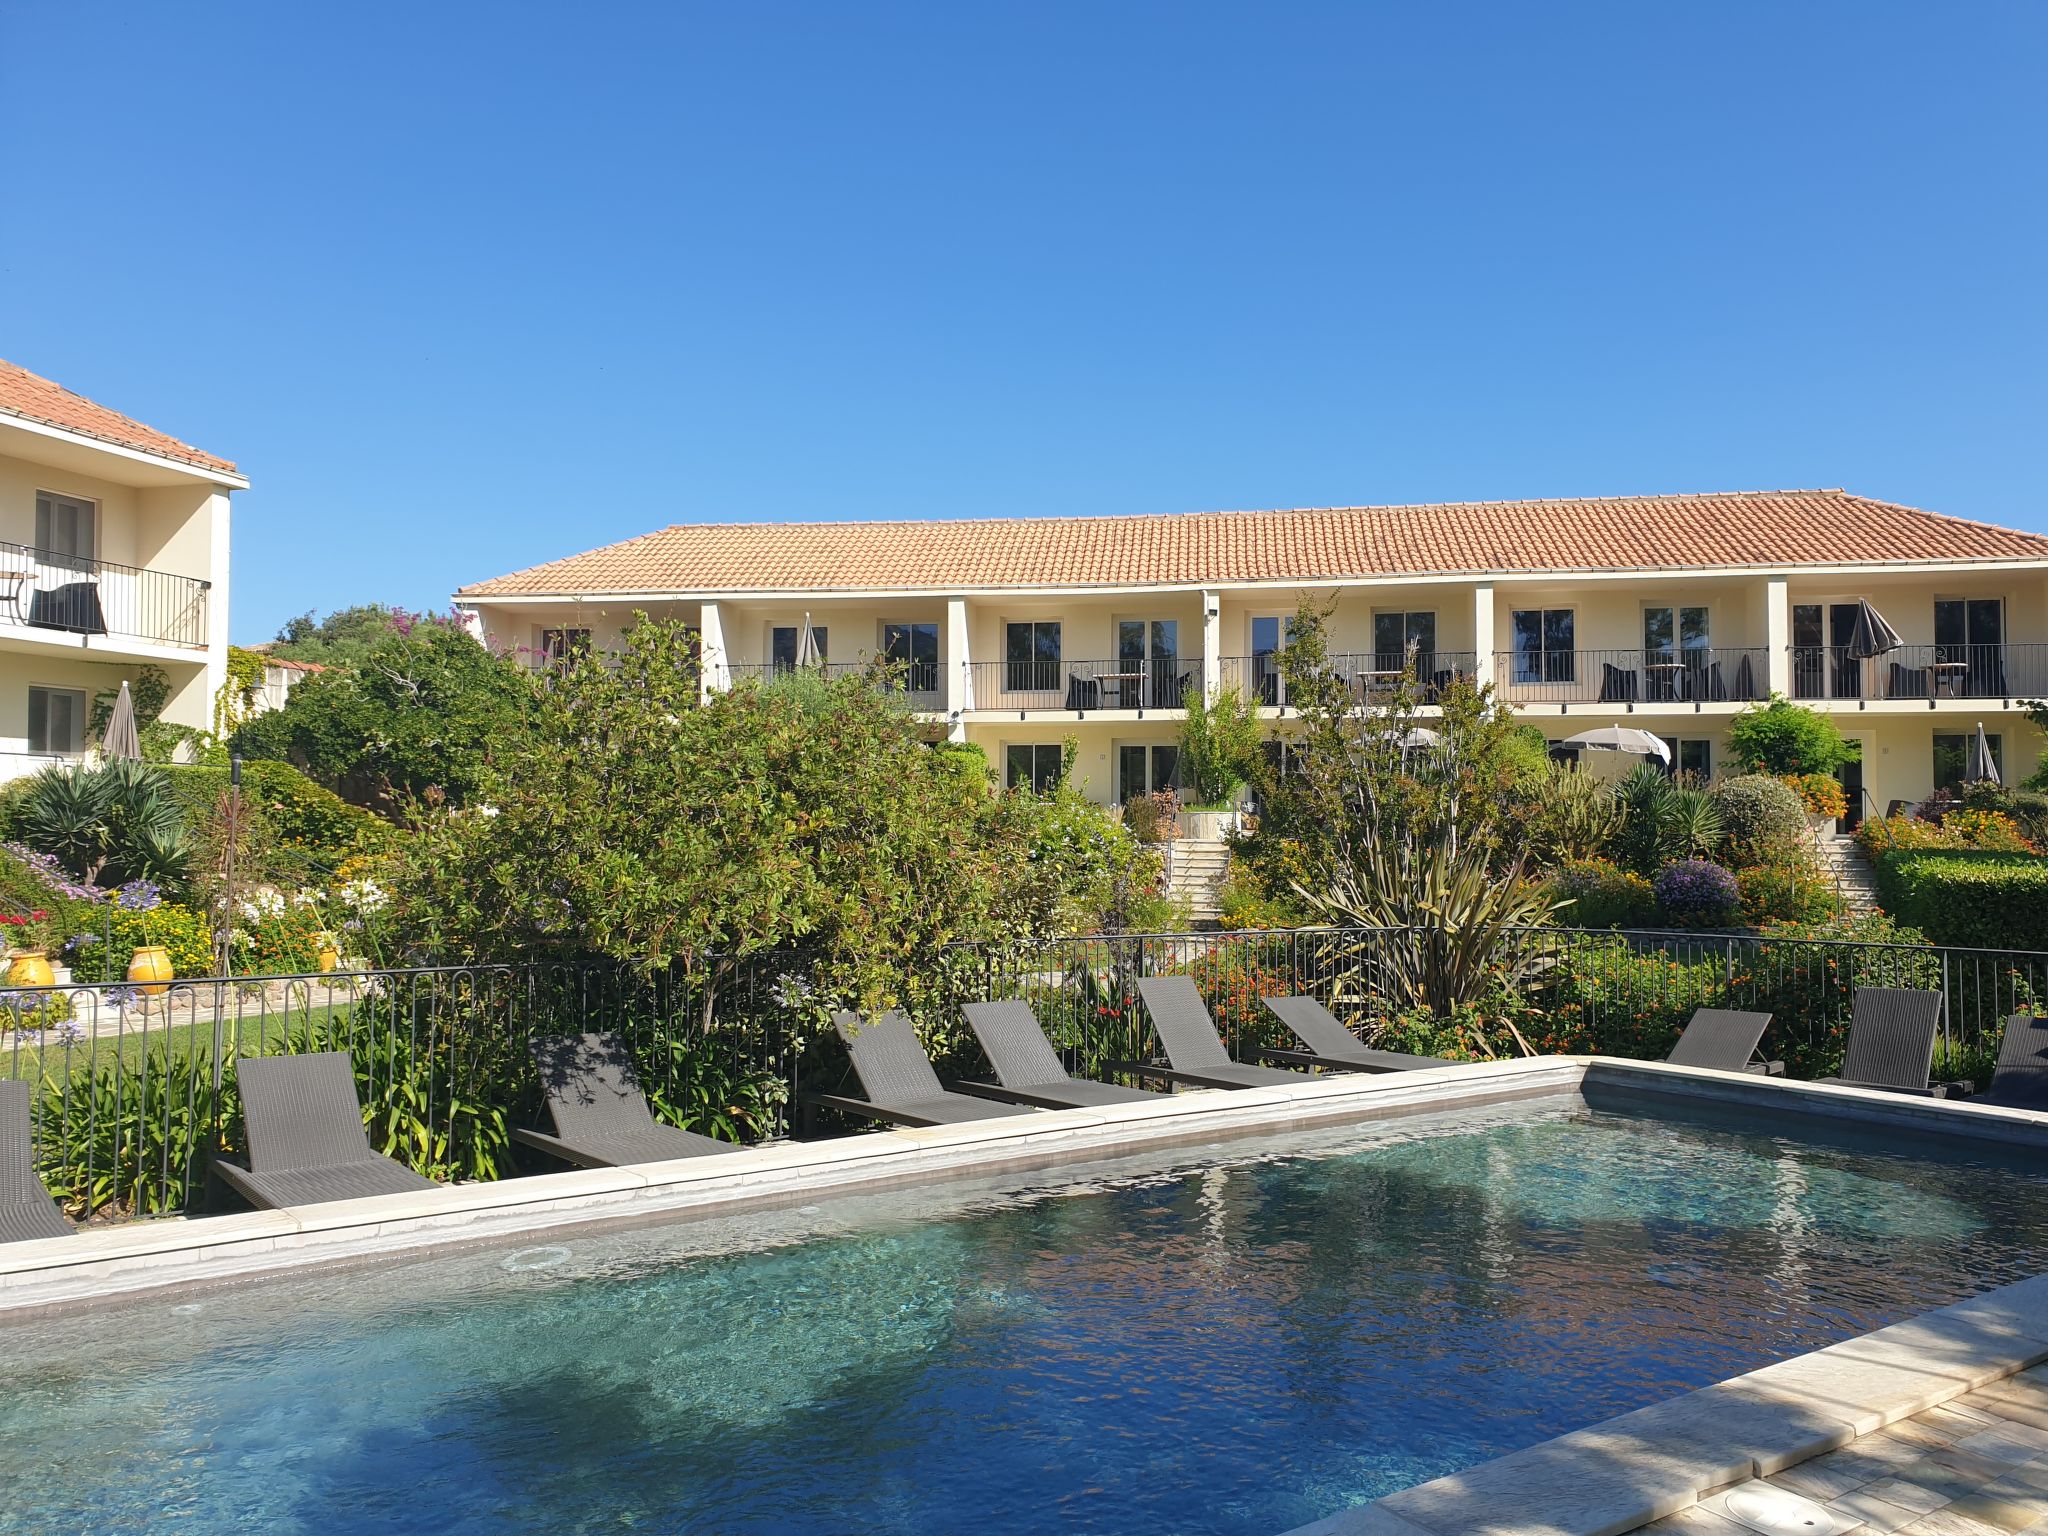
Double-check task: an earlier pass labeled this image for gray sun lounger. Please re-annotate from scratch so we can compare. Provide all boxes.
[1255,995,1456,1074]
[2,1080,71,1243]
[215,1051,438,1209]
[1817,988,1946,1097]
[805,1010,1042,1128]
[1124,976,1304,1090]
[1982,1014,2048,1111]
[1665,1009,1783,1076]
[515,1032,741,1168]
[957,1000,1166,1109]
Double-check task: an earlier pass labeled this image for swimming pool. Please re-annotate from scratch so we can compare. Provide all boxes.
[4,1090,2048,1535]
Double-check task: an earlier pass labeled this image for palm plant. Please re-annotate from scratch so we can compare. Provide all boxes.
[19,760,189,889]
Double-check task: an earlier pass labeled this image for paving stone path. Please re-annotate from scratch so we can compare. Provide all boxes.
[1642,1364,2048,1535]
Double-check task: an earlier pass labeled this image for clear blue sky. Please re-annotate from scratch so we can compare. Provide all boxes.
[3,3,2042,644]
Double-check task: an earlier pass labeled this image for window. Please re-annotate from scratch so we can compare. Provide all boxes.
[1547,742,1584,765]
[1005,621,1061,693]
[1934,599,2006,696]
[27,686,86,755]
[34,491,96,568]
[1117,743,1179,803]
[1511,609,1575,684]
[771,625,827,671]
[1250,615,1293,704]
[1005,743,1062,794]
[883,622,939,693]
[1116,619,1183,707]
[1643,607,1710,701]
[1791,603,1864,699]
[1934,733,2002,792]
[537,627,591,668]
[1372,611,1437,673]
[1658,737,1713,780]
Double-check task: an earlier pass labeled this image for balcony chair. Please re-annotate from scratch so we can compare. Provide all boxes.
[955,1000,1166,1109]
[516,1032,740,1168]
[1064,674,1100,710]
[1,1080,72,1244]
[1887,662,1930,700]
[1597,663,1640,704]
[26,583,106,636]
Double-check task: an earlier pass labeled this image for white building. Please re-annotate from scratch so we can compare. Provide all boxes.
[0,360,242,780]
[454,490,2048,820]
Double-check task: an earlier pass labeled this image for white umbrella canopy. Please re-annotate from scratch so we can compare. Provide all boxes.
[100,680,142,761]
[1562,725,1672,765]
[1966,721,2001,785]
[794,613,823,669]
[1396,727,1441,753]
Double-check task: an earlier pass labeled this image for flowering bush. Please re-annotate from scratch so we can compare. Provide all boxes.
[1736,855,1838,925]
[1855,813,1951,857]
[1941,809,2037,853]
[1174,938,1293,1052]
[230,888,327,974]
[0,905,53,953]
[1652,859,1741,928]
[1552,859,1657,929]
[1779,773,1848,821]
[67,900,213,983]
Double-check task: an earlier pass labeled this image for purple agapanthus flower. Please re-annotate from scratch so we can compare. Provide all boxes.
[66,932,99,951]
[116,880,162,913]
[102,986,142,1012]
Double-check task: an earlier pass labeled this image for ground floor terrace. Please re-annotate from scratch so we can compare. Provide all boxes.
[970,708,2044,820]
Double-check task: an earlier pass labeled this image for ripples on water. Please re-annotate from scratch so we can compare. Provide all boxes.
[4,1093,2047,1535]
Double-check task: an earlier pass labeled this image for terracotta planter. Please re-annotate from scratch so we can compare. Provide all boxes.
[7,950,54,988]
[127,944,174,997]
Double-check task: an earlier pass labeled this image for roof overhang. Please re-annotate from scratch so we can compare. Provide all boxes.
[0,413,248,491]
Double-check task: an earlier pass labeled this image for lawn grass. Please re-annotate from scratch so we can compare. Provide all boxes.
[2,1000,353,1083]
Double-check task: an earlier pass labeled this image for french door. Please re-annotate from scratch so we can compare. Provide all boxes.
[1117,619,1182,708]
[1117,743,1179,803]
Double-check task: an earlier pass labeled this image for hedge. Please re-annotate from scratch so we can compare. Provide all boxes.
[1874,850,2048,951]
[159,760,392,873]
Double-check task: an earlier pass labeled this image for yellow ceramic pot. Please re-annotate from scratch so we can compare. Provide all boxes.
[317,944,341,974]
[127,944,174,997]
[7,950,54,988]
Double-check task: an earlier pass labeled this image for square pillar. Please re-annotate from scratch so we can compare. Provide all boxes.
[1764,576,1790,697]
[946,597,970,741]
[1473,583,1495,689]
[1201,590,1221,701]
[698,601,730,703]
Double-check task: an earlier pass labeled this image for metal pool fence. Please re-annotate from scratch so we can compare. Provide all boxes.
[7,923,2046,1218]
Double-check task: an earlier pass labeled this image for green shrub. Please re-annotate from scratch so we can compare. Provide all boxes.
[33,1046,238,1218]
[1552,859,1657,929]
[1523,935,1728,1058]
[1709,775,1807,861]
[1736,855,1838,925]
[1745,913,1942,1078]
[161,760,393,876]
[1874,850,2048,951]
[1728,695,1860,777]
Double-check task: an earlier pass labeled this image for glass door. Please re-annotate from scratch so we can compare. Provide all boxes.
[1117,743,1180,803]
[1250,616,1290,705]
[1117,619,1182,708]
[1643,606,1709,702]
[1792,603,1864,699]
[1934,599,2004,697]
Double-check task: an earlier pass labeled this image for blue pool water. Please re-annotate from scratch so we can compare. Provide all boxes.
[6,1092,2048,1535]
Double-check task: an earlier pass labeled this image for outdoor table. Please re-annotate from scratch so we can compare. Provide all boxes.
[1353,670,1404,699]
[1644,660,1688,701]
[1930,661,1971,697]
[1099,670,1145,708]
[0,569,29,624]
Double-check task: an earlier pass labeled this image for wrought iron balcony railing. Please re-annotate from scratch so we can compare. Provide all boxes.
[0,542,210,650]
[1788,643,2048,702]
[964,657,1202,712]
[1491,647,1769,707]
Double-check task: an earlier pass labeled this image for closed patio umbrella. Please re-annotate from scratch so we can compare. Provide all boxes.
[795,613,823,669]
[1844,600,1902,661]
[100,680,142,761]
[1562,725,1672,765]
[1966,721,2001,785]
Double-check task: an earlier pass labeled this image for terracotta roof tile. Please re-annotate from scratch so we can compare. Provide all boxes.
[457,490,2048,597]
[0,359,238,475]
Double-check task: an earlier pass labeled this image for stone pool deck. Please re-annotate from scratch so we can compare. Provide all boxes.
[1642,1364,2048,1535]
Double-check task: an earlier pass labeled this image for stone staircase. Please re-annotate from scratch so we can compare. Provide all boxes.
[1162,838,1230,922]
[1813,831,1883,914]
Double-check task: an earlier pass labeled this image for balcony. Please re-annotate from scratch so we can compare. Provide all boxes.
[965,657,1201,713]
[1789,644,2048,703]
[1217,651,1481,708]
[0,542,210,651]
[1491,647,1769,708]
[726,659,944,710]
